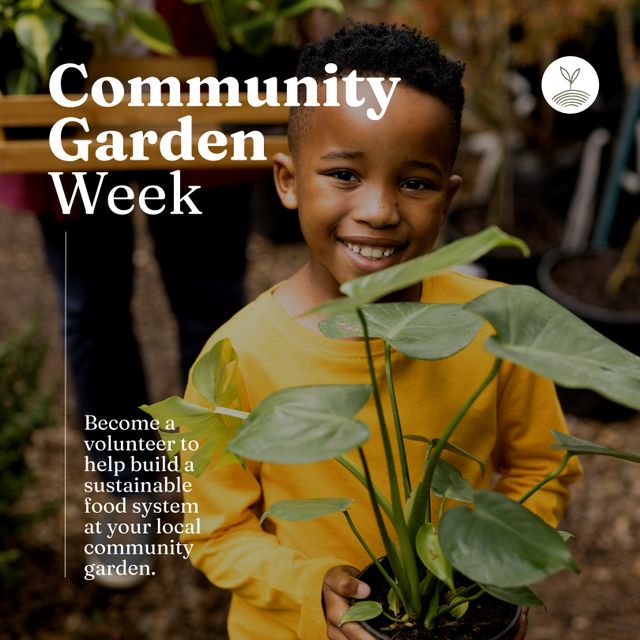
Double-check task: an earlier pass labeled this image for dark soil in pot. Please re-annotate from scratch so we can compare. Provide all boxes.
[446,201,562,286]
[538,248,640,420]
[356,560,522,640]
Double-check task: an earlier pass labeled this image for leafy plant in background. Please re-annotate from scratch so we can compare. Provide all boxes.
[380,0,622,229]
[606,216,640,295]
[0,0,176,94]
[143,227,640,636]
[0,324,52,590]
[183,0,344,56]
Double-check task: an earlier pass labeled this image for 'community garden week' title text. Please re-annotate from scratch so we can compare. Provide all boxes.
[47,63,399,215]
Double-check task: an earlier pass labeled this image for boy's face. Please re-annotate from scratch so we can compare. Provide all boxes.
[274,83,462,303]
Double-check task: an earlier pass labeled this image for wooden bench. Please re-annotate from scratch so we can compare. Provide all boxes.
[0,57,290,173]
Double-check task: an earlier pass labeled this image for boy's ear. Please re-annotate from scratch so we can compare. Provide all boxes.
[441,174,463,223]
[273,153,298,210]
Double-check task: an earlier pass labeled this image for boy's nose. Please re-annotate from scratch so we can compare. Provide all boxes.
[353,186,400,228]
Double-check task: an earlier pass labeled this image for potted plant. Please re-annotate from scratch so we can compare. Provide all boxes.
[0,0,176,95]
[538,215,640,419]
[184,0,344,57]
[142,227,640,639]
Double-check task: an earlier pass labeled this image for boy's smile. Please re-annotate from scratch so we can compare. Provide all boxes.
[273,83,462,318]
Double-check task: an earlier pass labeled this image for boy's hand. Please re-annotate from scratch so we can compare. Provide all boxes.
[323,565,376,640]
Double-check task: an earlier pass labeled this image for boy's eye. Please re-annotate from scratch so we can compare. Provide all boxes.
[328,170,358,182]
[401,178,435,191]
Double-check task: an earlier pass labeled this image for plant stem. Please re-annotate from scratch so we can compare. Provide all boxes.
[357,447,407,598]
[203,1,231,51]
[435,589,484,619]
[357,310,403,514]
[419,571,435,596]
[384,342,411,500]
[214,406,249,420]
[381,610,407,623]
[438,497,447,523]
[343,511,408,610]
[423,358,502,522]
[335,455,393,520]
[452,583,480,599]
[357,309,422,617]
[518,451,571,505]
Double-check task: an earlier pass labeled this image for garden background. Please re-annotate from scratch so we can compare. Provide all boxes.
[1,0,639,638]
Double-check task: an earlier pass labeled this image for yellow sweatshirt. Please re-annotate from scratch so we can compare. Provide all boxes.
[182,271,581,639]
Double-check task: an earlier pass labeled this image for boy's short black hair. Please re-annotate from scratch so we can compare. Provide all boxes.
[288,21,465,164]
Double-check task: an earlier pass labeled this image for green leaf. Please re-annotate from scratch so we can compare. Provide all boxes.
[140,396,239,473]
[129,8,177,56]
[319,303,483,360]
[191,338,245,445]
[312,227,529,316]
[404,435,486,476]
[447,596,468,619]
[465,286,640,411]
[480,584,544,607]
[53,0,116,24]
[187,437,218,476]
[557,530,574,542]
[416,523,455,591]
[140,395,213,456]
[141,395,213,426]
[552,430,640,463]
[430,459,474,503]
[439,491,578,588]
[192,338,241,408]
[387,585,401,616]
[340,601,383,625]
[227,385,371,463]
[14,11,64,81]
[279,0,344,18]
[259,497,352,525]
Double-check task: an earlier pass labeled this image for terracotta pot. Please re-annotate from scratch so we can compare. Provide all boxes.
[538,247,640,420]
[355,559,525,640]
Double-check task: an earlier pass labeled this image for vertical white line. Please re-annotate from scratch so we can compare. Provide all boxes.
[63,230,68,578]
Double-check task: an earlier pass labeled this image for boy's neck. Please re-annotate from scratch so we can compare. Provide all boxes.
[272,263,331,334]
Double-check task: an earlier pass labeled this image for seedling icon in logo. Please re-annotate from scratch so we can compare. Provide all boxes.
[542,56,599,114]
[553,67,590,108]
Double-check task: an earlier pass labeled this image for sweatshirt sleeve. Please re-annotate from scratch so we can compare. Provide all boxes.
[491,361,582,527]
[179,376,352,639]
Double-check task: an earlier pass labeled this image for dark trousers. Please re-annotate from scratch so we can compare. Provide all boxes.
[39,172,251,485]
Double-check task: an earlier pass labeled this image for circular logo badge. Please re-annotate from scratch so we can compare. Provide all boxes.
[541,56,599,114]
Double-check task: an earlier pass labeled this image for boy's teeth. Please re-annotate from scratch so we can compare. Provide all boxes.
[344,242,396,260]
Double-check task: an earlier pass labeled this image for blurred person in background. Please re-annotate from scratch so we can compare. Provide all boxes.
[0,0,339,588]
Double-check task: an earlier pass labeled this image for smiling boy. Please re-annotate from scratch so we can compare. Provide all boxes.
[271,72,461,333]
[181,23,580,640]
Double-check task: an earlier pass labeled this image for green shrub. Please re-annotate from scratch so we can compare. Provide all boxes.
[0,324,52,589]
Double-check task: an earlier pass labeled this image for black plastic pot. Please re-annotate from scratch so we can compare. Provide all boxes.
[538,248,640,420]
[446,201,562,287]
[355,559,523,640]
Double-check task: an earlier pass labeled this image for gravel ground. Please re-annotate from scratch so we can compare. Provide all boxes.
[1,207,639,640]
